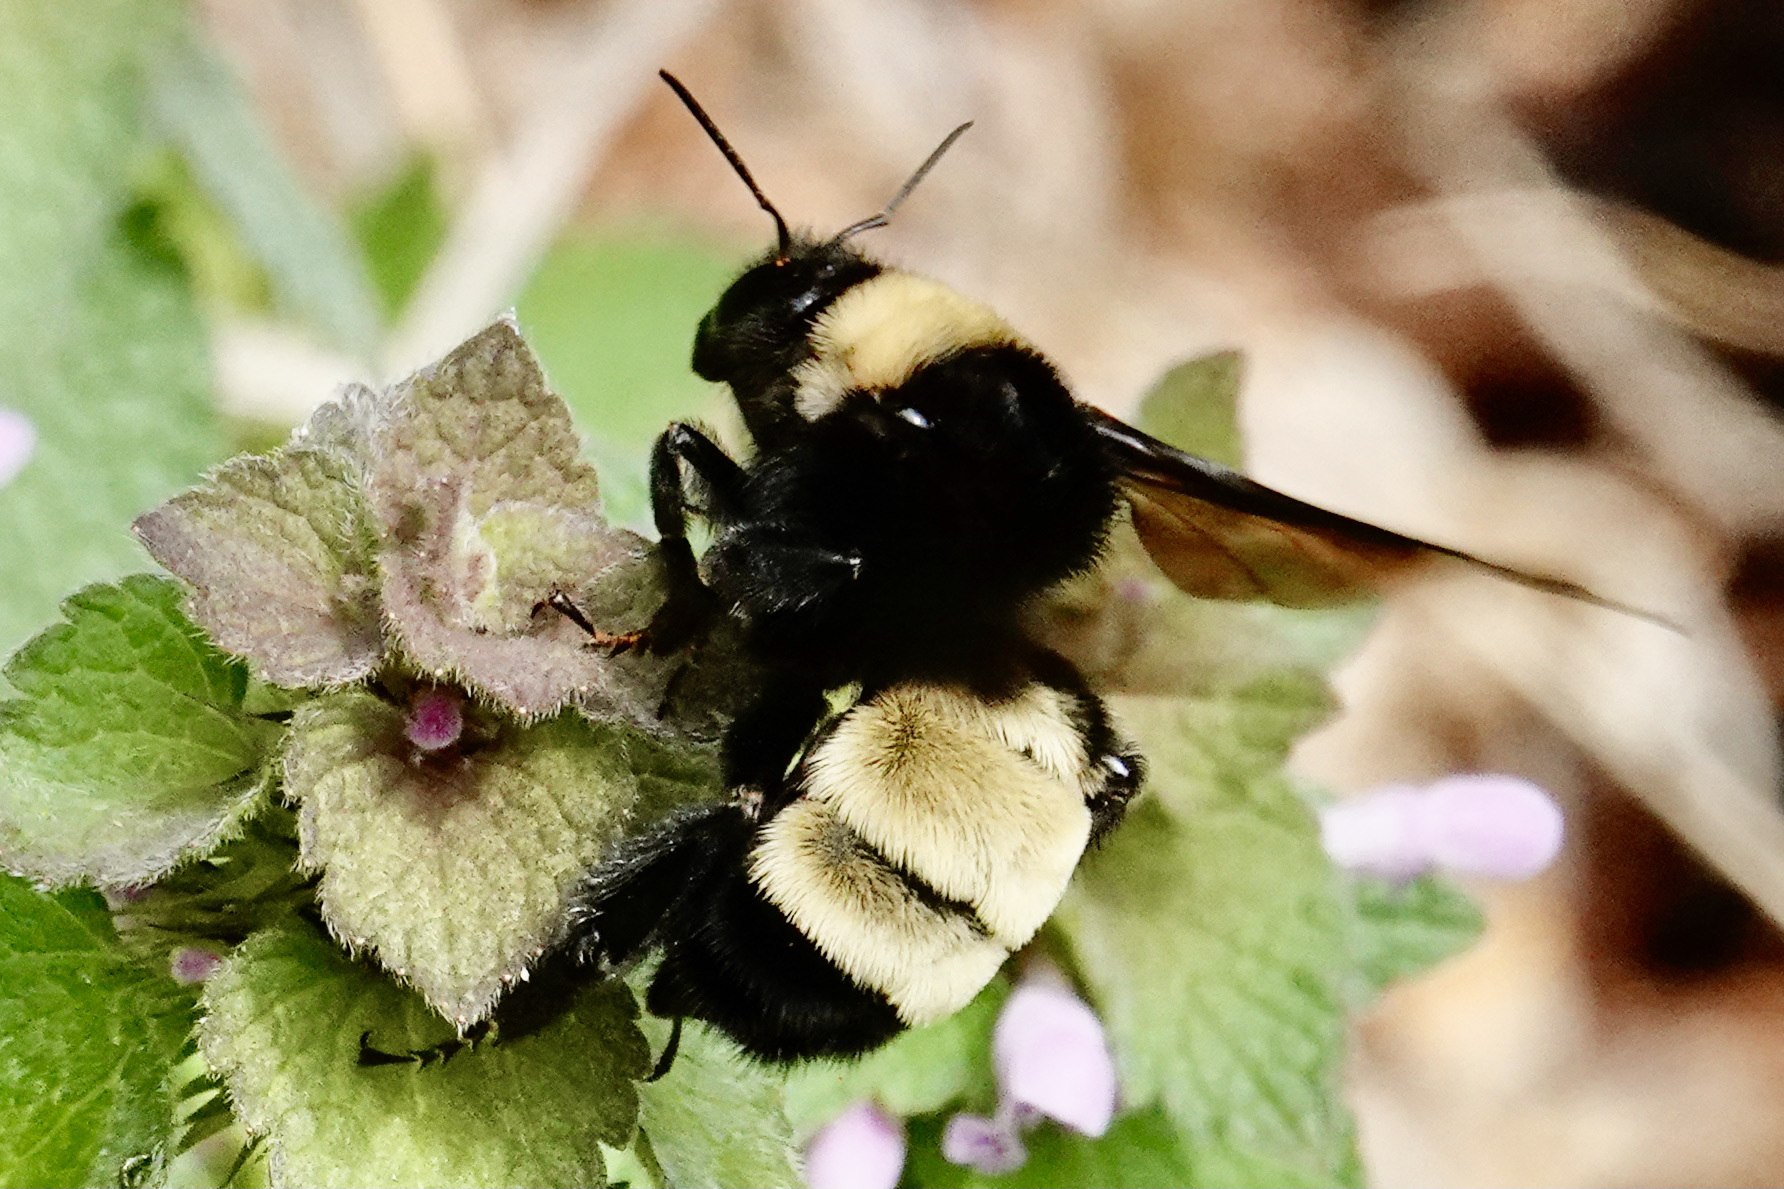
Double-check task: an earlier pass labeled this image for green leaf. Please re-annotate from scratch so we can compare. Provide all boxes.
[1344,874,1484,995]
[1135,352,1245,468]
[784,978,1007,1134]
[0,3,225,661]
[200,920,650,1189]
[903,1105,1200,1189]
[0,227,226,665]
[1053,692,1358,1182]
[351,156,449,320]
[366,320,682,724]
[145,33,380,355]
[284,688,643,1027]
[518,230,740,530]
[635,1015,800,1189]
[0,575,281,885]
[134,416,384,688]
[0,874,195,1189]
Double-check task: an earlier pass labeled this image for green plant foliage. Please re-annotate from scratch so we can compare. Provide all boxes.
[1345,873,1485,996]
[351,156,449,321]
[634,1014,802,1189]
[0,876,195,1189]
[0,2,227,661]
[904,1106,1199,1189]
[1135,351,1246,468]
[518,232,741,529]
[284,690,644,1027]
[784,979,1008,1134]
[145,33,380,355]
[201,920,650,1189]
[133,429,384,688]
[0,575,281,886]
[1055,694,1359,1184]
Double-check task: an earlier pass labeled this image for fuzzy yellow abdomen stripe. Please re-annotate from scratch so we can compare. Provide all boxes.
[748,798,1008,1026]
[801,684,1094,946]
[791,273,1025,421]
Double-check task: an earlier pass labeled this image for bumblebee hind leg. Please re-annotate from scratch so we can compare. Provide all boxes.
[356,1019,492,1069]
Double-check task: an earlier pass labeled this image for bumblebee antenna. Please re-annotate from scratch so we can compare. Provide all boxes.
[834,120,974,242]
[659,70,792,259]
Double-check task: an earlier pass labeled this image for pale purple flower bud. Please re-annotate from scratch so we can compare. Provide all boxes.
[102,883,151,910]
[406,687,464,752]
[804,1101,905,1189]
[1416,774,1564,880]
[171,946,223,985]
[993,976,1118,1138]
[0,407,36,489]
[1320,775,1564,882]
[942,1112,1028,1176]
[1319,785,1427,881]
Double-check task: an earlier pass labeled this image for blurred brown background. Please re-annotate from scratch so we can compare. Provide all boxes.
[198,1,1784,1183]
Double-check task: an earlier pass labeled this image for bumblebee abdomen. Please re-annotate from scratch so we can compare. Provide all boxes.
[747,681,1099,1026]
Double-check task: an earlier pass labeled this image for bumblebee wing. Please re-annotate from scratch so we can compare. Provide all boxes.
[1085,405,1641,613]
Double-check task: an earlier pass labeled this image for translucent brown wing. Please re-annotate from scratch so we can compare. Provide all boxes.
[1086,405,1646,615]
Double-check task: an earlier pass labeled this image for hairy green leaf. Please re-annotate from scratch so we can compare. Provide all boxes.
[201,920,649,1189]
[1345,873,1484,995]
[1054,692,1358,1182]
[784,979,1007,1134]
[0,575,280,885]
[134,416,383,688]
[285,688,642,1026]
[0,875,195,1189]
[366,321,683,723]
[1135,351,1245,468]
[0,3,224,660]
[636,1015,800,1189]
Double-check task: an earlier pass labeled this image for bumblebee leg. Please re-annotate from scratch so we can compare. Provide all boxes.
[538,590,647,654]
[642,423,747,654]
[356,1019,491,1069]
[720,675,829,817]
[645,1016,684,1083]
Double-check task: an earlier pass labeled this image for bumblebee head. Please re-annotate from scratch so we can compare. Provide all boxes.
[659,71,970,388]
[691,238,881,384]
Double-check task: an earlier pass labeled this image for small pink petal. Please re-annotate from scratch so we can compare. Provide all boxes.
[804,1101,905,1189]
[1414,774,1564,881]
[993,978,1118,1137]
[171,947,223,985]
[406,688,464,751]
[102,883,152,908]
[1319,786,1428,880]
[0,407,36,489]
[942,1112,1028,1176]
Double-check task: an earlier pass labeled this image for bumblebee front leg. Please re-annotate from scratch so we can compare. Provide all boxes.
[642,423,748,654]
[541,424,745,654]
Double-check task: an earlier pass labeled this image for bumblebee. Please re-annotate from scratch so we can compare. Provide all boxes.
[369,74,1634,1071]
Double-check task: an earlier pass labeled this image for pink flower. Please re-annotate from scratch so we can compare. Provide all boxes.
[171,946,224,985]
[405,687,465,752]
[942,969,1118,1177]
[993,974,1117,1137]
[0,407,37,489]
[804,1101,905,1189]
[942,1111,1028,1176]
[1320,774,1564,882]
